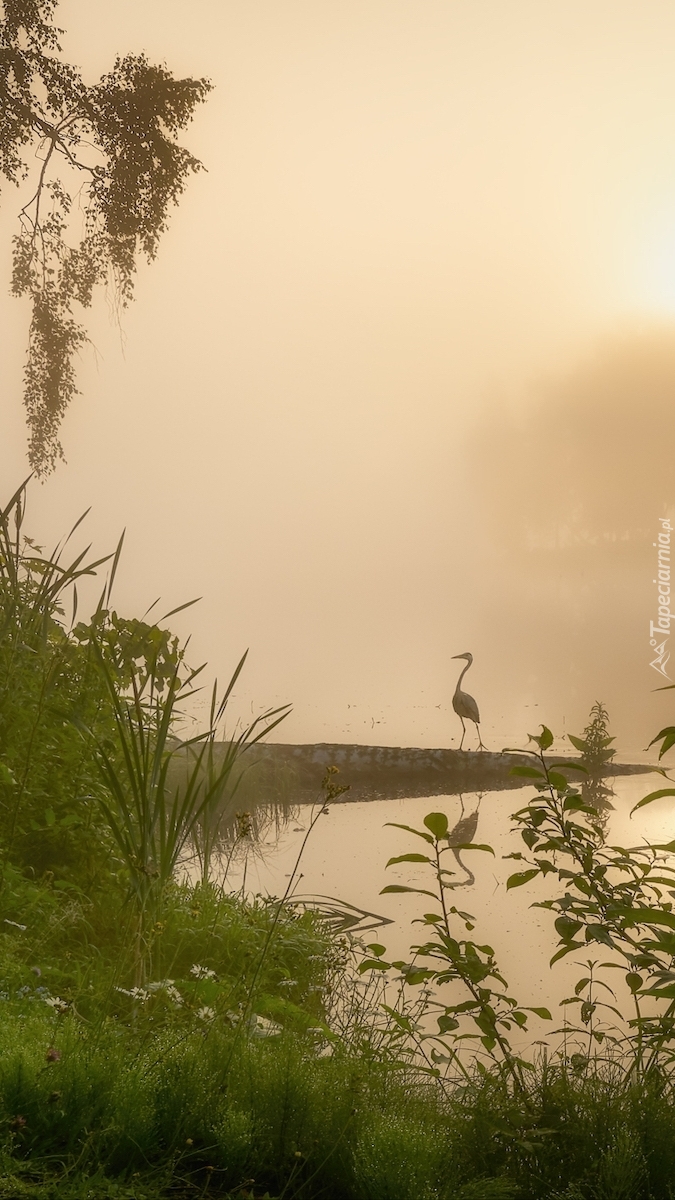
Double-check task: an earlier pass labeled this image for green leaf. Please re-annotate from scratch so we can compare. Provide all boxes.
[452,842,495,856]
[550,941,585,965]
[510,766,545,778]
[568,735,588,753]
[554,915,583,941]
[423,812,449,839]
[584,924,614,946]
[44,808,55,827]
[358,959,390,974]
[365,943,387,957]
[620,907,675,930]
[385,822,434,844]
[530,725,554,751]
[380,885,439,899]
[525,1006,552,1020]
[506,868,540,890]
[648,726,675,758]
[437,1014,460,1033]
[630,788,675,815]
[625,973,643,994]
[562,796,590,814]
[385,853,432,867]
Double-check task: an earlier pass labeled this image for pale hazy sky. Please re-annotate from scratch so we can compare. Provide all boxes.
[3,1,675,756]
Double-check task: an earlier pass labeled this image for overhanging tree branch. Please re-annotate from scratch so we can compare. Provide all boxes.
[1,0,212,473]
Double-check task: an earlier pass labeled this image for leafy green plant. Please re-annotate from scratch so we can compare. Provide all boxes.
[358,810,551,1090]
[505,725,675,1075]
[0,480,119,881]
[568,702,616,776]
[569,701,616,822]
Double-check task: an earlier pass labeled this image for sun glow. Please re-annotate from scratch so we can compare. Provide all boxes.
[633,212,675,316]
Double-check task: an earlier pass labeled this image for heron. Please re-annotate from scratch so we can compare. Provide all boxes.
[446,793,483,887]
[452,652,486,751]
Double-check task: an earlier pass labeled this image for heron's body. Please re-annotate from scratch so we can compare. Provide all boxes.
[451,652,486,751]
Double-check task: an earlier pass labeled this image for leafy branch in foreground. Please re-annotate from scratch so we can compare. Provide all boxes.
[505,724,675,1074]
[1,0,211,472]
[359,811,550,1090]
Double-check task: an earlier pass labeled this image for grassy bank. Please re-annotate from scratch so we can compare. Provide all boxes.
[3,991,675,1199]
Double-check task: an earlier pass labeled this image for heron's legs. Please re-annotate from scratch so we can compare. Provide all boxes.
[458,716,466,750]
[474,721,487,752]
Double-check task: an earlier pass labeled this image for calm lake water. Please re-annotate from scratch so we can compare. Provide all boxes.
[215,773,675,1026]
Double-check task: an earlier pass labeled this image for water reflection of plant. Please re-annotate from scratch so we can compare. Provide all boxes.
[571,700,617,833]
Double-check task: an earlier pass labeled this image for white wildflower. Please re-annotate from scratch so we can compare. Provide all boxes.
[196,1006,216,1021]
[190,964,216,980]
[114,986,150,1003]
[43,996,69,1013]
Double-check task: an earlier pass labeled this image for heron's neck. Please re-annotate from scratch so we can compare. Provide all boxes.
[450,846,475,886]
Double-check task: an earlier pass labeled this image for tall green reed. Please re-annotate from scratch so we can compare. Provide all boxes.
[185,665,291,886]
[87,632,290,983]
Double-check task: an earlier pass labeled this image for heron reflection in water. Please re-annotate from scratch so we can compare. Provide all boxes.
[451,652,486,751]
[446,793,483,887]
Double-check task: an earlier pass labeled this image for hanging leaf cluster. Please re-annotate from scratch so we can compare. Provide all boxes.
[1,0,212,473]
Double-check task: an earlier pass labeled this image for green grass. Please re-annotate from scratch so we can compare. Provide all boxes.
[2,1006,675,1198]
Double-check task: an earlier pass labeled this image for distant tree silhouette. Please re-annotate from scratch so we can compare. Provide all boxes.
[1,0,211,473]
